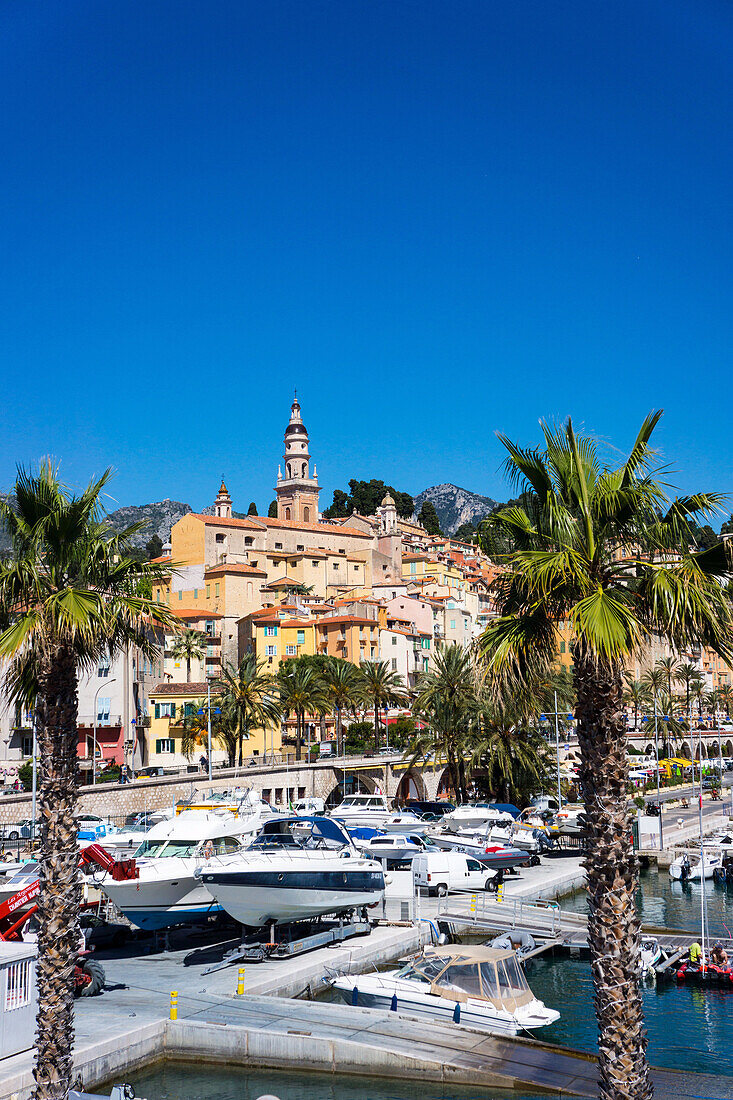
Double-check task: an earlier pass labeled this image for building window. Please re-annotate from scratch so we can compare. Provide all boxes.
[178,591,183,601]
[450,620,456,630]
[285,508,291,520]
[275,542,283,550]
[264,625,278,637]
[333,563,339,571]
[423,658,429,672]
[285,645,297,656]
[96,697,111,724]
[303,507,310,522]
[371,647,376,658]
[206,585,210,598]
[250,560,258,568]
[266,645,277,656]
[193,588,198,599]
[392,636,397,646]
[21,735,33,758]
[560,640,566,653]
[311,560,319,567]
[391,658,398,671]
[297,544,305,551]
[245,537,254,546]
[155,738,174,754]
[216,533,225,543]
[297,630,305,644]
[97,657,110,678]
[215,582,220,597]
[410,563,417,575]
[421,638,431,650]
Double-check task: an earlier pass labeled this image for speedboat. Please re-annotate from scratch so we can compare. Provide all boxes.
[359,833,441,862]
[553,805,587,836]
[198,816,385,928]
[329,793,394,829]
[428,827,529,870]
[329,944,559,1035]
[441,804,514,831]
[489,825,553,854]
[98,810,259,930]
[669,851,722,882]
[640,937,662,976]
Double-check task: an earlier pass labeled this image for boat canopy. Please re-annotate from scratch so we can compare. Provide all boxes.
[251,816,352,850]
[400,946,533,1011]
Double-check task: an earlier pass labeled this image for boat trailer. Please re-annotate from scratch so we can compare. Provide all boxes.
[203,910,373,972]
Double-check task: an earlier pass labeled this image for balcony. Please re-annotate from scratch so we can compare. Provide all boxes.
[77,715,123,728]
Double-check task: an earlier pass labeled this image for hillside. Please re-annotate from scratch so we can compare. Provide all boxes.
[106,500,192,550]
[413,483,499,534]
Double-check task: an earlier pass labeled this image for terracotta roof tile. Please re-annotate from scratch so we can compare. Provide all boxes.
[205,563,268,576]
[256,516,371,538]
[173,609,223,620]
[318,615,376,626]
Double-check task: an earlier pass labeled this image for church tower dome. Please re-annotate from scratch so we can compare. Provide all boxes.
[214,479,232,519]
[274,392,321,524]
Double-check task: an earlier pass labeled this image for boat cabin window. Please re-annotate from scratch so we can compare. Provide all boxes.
[496,955,529,997]
[437,961,483,998]
[200,836,240,856]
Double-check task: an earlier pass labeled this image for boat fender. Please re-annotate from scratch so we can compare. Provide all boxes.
[351,985,359,1006]
[453,1002,461,1023]
[391,993,398,1012]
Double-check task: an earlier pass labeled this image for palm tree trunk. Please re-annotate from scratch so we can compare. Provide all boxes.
[374,701,379,753]
[186,656,191,681]
[33,643,81,1100]
[574,653,652,1100]
[336,704,342,754]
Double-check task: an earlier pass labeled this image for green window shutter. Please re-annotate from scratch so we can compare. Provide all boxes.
[155,703,160,719]
[170,703,176,718]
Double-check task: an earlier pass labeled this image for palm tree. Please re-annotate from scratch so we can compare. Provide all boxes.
[0,463,176,1100]
[180,698,212,761]
[641,666,666,698]
[358,660,406,753]
[277,661,329,760]
[718,684,733,719]
[171,628,206,681]
[411,645,473,800]
[478,413,733,1100]
[675,662,703,716]
[216,654,281,766]
[623,678,648,732]
[322,658,361,754]
[656,655,679,699]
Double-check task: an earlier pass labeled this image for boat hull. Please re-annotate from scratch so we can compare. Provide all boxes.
[201,867,384,927]
[101,870,220,930]
[331,979,558,1035]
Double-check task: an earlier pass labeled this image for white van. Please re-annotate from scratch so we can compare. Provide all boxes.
[412,851,493,896]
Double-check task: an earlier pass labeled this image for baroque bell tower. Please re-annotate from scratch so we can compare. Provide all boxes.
[275,392,321,523]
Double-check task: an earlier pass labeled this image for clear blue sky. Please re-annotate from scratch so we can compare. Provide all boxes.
[1,1,731,516]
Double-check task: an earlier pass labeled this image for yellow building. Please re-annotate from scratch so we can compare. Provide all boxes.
[146,680,281,768]
[401,552,465,593]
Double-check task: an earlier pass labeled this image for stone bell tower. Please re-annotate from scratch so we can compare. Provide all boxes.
[275,392,321,524]
[214,479,232,518]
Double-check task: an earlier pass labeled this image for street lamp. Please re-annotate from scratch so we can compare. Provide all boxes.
[92,678,116,785]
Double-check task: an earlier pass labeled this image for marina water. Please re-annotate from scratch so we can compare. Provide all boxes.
[531,866,733,1074]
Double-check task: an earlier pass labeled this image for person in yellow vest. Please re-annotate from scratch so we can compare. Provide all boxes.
[689,941,702,967]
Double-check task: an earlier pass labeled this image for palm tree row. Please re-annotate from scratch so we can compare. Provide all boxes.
[406,642,558,805]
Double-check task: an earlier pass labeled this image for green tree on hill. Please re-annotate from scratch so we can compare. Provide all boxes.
[417,500,441,535]
[268,500,278,518]
[247,502,258,516]
[323,479,413,519]
[146,533,163,559]
[453,522,476,543]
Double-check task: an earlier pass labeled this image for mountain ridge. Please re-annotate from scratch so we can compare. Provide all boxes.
[413,483,499,534]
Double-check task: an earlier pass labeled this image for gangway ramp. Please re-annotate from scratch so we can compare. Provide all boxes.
[438,894,691,954]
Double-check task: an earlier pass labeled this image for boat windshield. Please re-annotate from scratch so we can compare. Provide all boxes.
[135,840,201,858]
[435,960,484,998]
[397,955,448,983]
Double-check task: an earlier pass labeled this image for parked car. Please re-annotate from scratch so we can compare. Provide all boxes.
[0,819,34,842]
[136,767,163,778]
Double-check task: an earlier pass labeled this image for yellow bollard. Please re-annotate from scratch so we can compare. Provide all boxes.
[497,884,504,903]
[170,991,178,1020]
[236,967,245,996]
[469,894,477,913]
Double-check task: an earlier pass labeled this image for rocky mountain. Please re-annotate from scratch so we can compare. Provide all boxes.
[413,483,499,534]
[106,500,192,550]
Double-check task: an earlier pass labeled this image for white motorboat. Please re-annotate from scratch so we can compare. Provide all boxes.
[669,851,722,882]
[489,825,552,855]
[329,793,394,829]
[0,861,39,907]
[359,832,442,862]
[198,816,385,928]
[380,812,430,835]
[329,944,559,1035]
[98,810,259,930]
[640,937,662,976]
[553,805,587,836]
[441,804,514,831]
